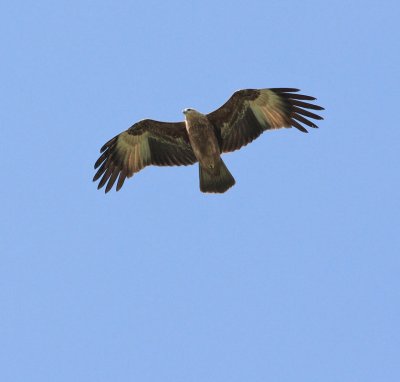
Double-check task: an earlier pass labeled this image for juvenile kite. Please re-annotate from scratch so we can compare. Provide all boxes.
[93,88,324,193]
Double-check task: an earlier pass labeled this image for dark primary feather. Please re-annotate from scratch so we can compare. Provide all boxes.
[93,119,197,193]
[207,88,324,153]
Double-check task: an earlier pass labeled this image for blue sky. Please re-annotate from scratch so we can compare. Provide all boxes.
[1,0,399,381]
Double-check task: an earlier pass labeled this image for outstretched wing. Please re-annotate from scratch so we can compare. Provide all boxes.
[207,88,324,153]
[93,119,197,193]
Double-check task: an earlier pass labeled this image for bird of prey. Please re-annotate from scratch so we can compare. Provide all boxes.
[93,88,324,193]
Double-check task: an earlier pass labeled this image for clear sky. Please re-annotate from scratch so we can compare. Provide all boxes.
[1,1,399,381]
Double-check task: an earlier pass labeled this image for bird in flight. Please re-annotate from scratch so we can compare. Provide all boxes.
[93,88,324,194]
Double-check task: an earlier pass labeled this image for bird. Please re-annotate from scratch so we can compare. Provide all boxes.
[93,88,324,194]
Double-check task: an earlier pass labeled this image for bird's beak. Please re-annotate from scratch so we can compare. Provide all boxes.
[182,109,187,115]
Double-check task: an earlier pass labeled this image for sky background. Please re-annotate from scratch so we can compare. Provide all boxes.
[1,0,399,381]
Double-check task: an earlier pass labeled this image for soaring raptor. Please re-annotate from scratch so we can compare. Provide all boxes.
[93,88,324,193]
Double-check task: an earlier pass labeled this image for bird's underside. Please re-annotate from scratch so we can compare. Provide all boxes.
[93,88,324,193]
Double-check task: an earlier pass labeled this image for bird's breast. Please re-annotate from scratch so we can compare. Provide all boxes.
[185,118,220,164]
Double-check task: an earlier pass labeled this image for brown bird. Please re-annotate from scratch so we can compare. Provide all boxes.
[93,88,324,193]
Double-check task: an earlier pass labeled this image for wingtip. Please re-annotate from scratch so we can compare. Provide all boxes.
[271,87,300,93]
[100,136,118,153]
[105,181,115,193]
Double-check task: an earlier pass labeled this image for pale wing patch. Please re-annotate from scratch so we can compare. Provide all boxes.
[250,102,270,129]
[250,90,291,130]
[118,132,151,176]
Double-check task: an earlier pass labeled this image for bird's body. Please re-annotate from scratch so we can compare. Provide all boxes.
[93,88,324,193]
[184,109,219,169]
[184,109,235,192]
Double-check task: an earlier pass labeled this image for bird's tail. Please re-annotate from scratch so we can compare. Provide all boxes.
[199,158,235,193]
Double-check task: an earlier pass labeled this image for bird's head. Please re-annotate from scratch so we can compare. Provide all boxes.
[182,108,197,116]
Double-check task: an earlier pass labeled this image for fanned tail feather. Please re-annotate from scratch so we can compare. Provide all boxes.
[199,158,235,193]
